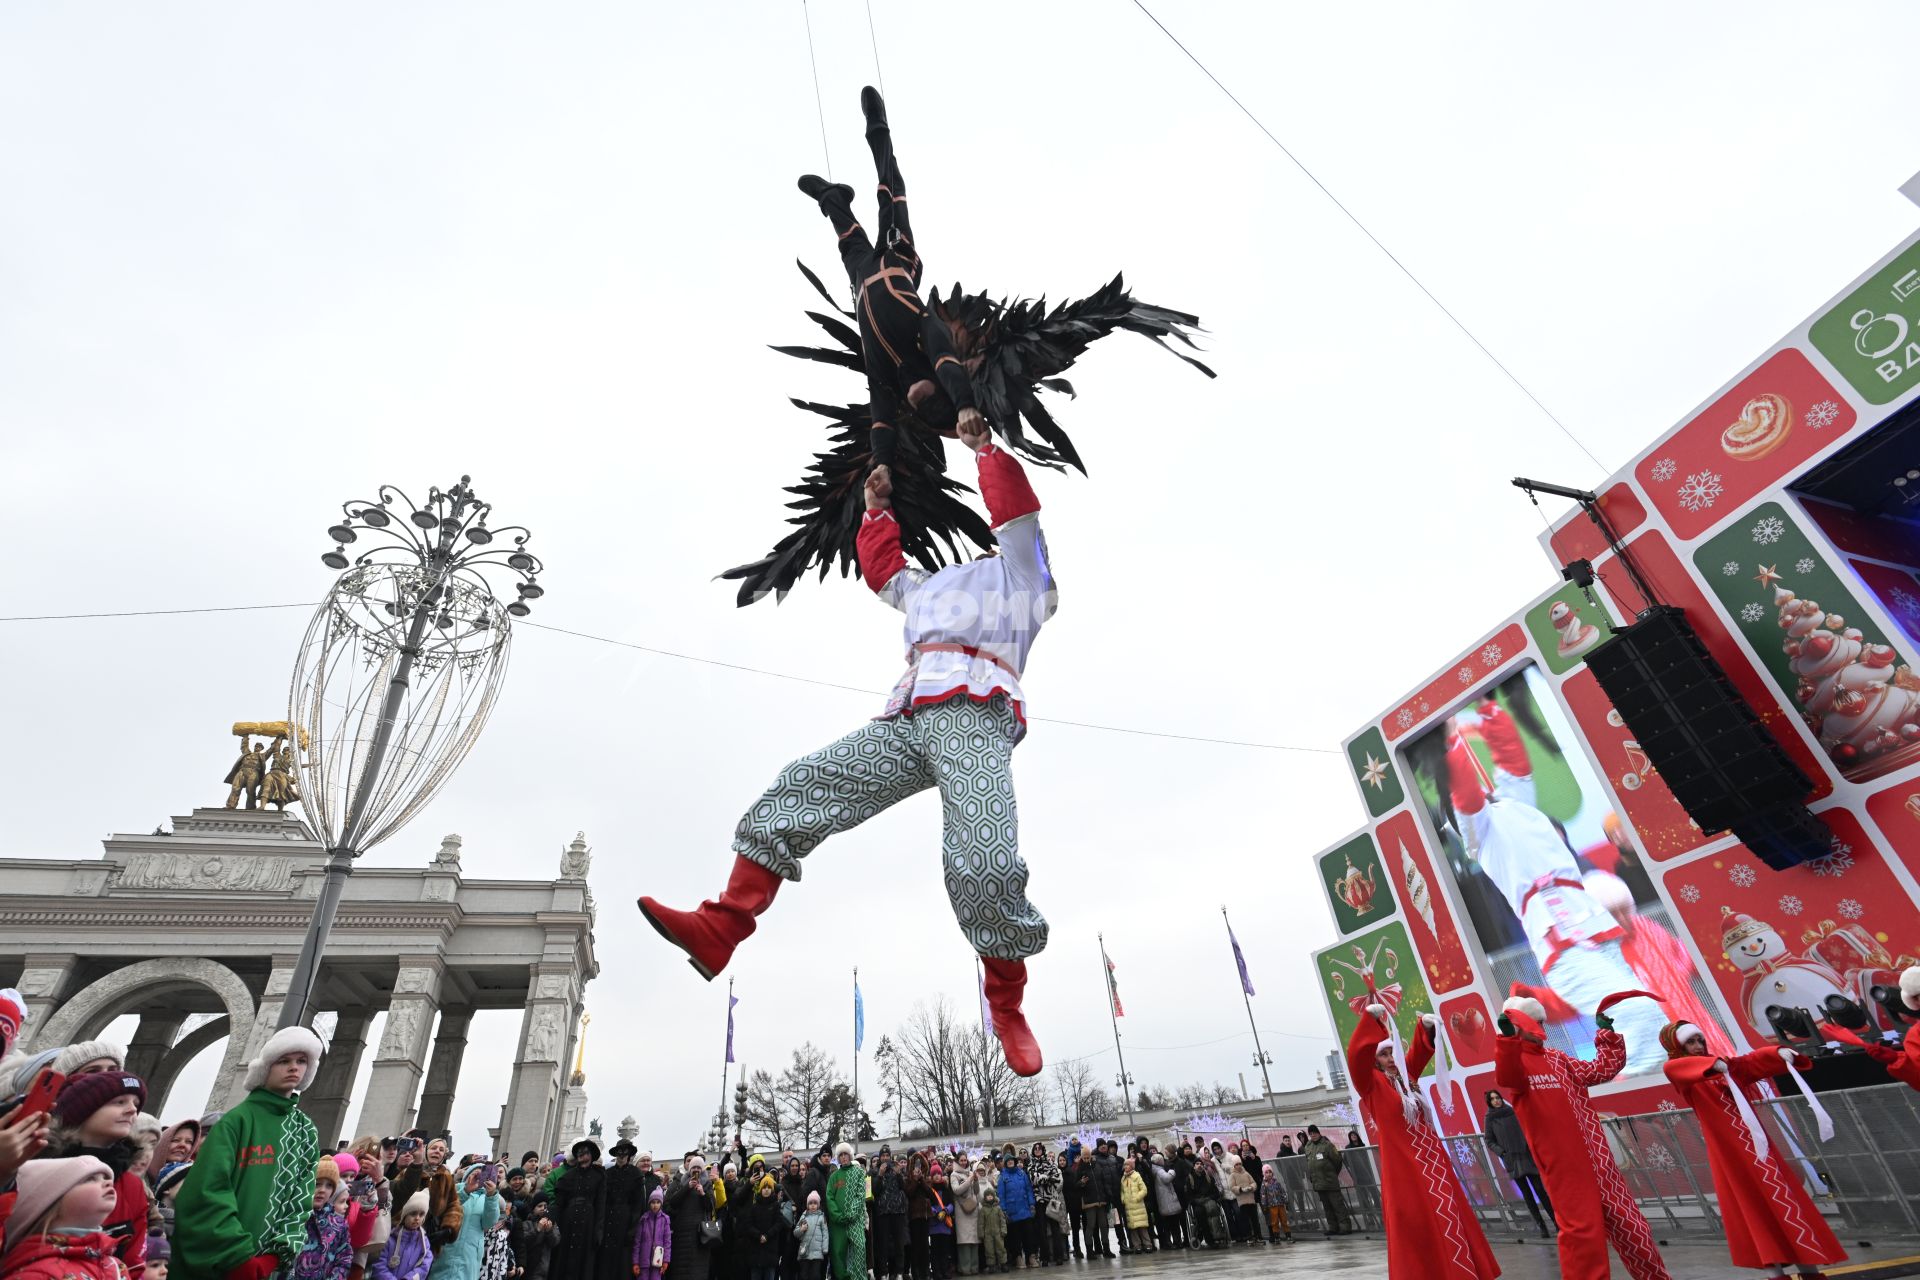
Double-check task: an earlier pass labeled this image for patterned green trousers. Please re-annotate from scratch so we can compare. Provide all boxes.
[732,695,1049,959]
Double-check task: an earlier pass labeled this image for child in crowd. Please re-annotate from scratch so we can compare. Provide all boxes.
[145,1234,170,1280]
[174,1027,325,1280]
[1258,1165,1293,1244]
[792,1191,826,1280]
[372,1193,434,1280]
[520,1201,559,1280]
[1,1155,131,1280]
[633,1187,671,1279]
[150,1164,190,1245]
[295,1156,353,1280]
[978,1187,1006,1275]
[45,1070,152,1278]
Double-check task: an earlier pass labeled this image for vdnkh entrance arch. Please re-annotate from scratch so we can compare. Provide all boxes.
[1,806,598,1155]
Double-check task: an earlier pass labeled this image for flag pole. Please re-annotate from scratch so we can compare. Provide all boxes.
[1224,906,1283,1130]
[1100,933,1138,1135]
[976,957,997,1142]
[718,976,735,1154]
[852,966,861,1142]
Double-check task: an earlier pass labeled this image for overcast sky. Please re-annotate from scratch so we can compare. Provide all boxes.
[6,2,1920,1152]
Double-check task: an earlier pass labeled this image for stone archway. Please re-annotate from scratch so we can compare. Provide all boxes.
[30,958,258,1110]
[146,1016,231,1118]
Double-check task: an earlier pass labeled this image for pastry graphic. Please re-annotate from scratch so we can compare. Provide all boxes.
[1720,392,1793,462]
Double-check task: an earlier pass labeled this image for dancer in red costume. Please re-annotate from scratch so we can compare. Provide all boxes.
[1346,1005,1500,1280]
[1494,991,1670,1280]
[640,416,1053,1077]
[1821,965,1920,1089]
[1659,1021,1845,1278]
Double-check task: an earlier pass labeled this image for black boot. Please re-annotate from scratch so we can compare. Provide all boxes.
[861,85,888,134]
[797,174,856,206]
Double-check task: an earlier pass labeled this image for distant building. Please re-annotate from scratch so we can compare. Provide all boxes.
[1324,1050,1348,1091]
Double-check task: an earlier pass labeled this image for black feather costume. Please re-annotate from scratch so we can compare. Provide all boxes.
[720,263,1214,605]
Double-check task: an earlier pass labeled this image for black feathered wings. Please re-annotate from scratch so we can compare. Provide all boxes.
[719,261,1214,605]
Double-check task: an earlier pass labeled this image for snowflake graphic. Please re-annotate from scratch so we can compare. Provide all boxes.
[1418,700,1430,713]
[1481,643,1504,668]
[1809,841,1854,878]
[1892,588,1920,617]
[1722,561,1742,576]
[1651,457,1678,482]
[1729,864,1758,888]
[1457,665,1475,684]
[1778,894,1804,916]
[1806,399,1841,430]
[1656,1100,1680,1112]
[1740,602,1765,623]
[1396,708,1414,729]
[1796,558,1817,575]
[1838,899,1865,920]
[1677,470,1724,511]
[1641,1142,1677,1170]
[1752,515,1786,545]
[1678,883,1702,903]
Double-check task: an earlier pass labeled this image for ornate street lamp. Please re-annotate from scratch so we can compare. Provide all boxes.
[278,476,543,1029]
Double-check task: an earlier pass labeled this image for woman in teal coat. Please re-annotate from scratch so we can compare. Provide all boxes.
[428,1166,502,1280]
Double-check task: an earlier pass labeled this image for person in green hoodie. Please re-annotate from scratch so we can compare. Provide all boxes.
[173,1026,326,1280]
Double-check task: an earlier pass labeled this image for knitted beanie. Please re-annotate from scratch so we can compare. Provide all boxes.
[51,1071,146,1127]
[52,1041,125,1076]
[5,1155,113,1252]
[316,1155,342,1188]
[146,1233,172,1263]
[241,1025,324,1093]
[154,1161,194,1199]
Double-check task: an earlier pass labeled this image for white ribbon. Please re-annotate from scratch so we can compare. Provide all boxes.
[1428,1017,1458,1115]
[1719,1061,1770,1164]
[1780,1052,1835,1143]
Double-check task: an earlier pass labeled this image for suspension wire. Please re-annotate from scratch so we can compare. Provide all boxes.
[801,0,834,180]
[863,0,886,97]
[0,600,1339,754]
[1125,0,1609,476]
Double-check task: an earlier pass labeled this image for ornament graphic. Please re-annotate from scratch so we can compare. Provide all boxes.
[1336,853,1381,917]
[1358,753,1390,791]
[1720,392,1793,462]
[1327,936,1404,1016]
[1398,835,1437,937]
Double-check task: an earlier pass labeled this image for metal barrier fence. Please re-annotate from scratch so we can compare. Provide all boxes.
[1265,1082,1920,1238]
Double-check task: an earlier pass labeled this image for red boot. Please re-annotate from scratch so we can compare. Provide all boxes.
[981,957,1044,1077]
[638,856,784,980]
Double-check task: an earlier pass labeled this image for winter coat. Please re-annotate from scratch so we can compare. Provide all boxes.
[348,1175,394,1252]
[428,1189,501,1280]
[1481,1106,1537,1178]
[1149,1165,1179,1217]
[742,1198,784,1268]
[551,1165,606,1280]
[522,1221,560,1280]
[1090,1155,1121,1208]
[1299,1138,1344,1192]
[173,1088,318,1280]
[1257,1175,1287,1209]
[1068,1165,1100,1209]
[976,1202,1005,1249]
[1,1229,133,1280]
[390,1166,463,1250]
[481,1223,516,1280]
[664,1176,715,1280]
[793,1210,828,1261]
[995,1168,1033,1224]
[949,1174,979,1247]
[871,1171,906,1217]
[1228,1163,1256,1207]
[1027,1164,1060,1219]
[293,1207,354,1280]
[632,1210,672,1273]
[599,1165,653,1280]
[1119,1172,1148,1229]
[372,1228,435,1280]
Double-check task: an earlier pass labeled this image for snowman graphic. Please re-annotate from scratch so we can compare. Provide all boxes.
[1721,906,1851,1033]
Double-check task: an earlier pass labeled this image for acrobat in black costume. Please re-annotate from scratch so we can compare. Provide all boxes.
[798,87,978,467]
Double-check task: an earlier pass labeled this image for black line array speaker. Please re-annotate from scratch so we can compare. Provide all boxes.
[1586,605,1829,870]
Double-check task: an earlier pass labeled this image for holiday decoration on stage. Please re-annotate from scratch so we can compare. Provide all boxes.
[1550,599,1602,658]
[1337,853,1381,917]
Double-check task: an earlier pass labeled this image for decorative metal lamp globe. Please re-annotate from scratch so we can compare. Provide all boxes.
[278,476,545,1029]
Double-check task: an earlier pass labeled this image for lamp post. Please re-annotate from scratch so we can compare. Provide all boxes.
[278,477,543,1029]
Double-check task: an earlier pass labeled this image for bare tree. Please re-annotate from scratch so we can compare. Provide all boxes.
[776,1043,844,1147]
[1049,1060,1114,1124]
[894,997,979,1134]
[741,1067,788,1149]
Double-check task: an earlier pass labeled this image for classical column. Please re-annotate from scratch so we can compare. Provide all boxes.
[413,1007,472,1137]
[499,966,574,1161]
[356,958,444,1140]
[215,954,301,1106]
[149,1016,232,1119]
[124,1013,187,1083]
[11,954,80,1051]
[304,1009,374,1146]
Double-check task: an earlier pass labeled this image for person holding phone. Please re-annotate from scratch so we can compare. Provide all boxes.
[424,1164,500,1280]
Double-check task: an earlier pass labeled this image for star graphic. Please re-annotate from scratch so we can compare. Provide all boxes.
[1753,564,1781,590]
[1359,753,1389,790]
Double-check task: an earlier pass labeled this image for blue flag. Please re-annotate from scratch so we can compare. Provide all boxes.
[726,993,738,1064]
[854,980,866,1052]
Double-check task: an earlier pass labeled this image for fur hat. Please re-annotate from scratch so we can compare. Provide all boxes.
[132,1112,164,1150]
[52,1041,125,1076]
[5,1155,113,1252]
[1901,965,1920,1012]
[833,1142,853,1160]
[1503,993,1546,1026]
[51,1071,146,1127]
[2,1048,59,1097]
[316,1155,341,1187]
[400,1190,432,1221]
[242,1026,324,1093]
[0,989,25,1057]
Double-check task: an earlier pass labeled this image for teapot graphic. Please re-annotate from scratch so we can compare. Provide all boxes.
[1336,853,1380,915]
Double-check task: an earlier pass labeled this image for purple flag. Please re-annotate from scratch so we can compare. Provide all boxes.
[726,993,738,1063]
[978,965,994,1035]
[1229,925,1256,997]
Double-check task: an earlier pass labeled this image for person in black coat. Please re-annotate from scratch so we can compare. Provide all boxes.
[554,1140,608,1280]
[742,1177,786,1280]
[1482,1089,1555,1238]
[601,1142,658,1280]
[666,1161,717,1280]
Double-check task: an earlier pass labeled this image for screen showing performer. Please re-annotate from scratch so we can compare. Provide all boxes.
[1403,665,1734,1075]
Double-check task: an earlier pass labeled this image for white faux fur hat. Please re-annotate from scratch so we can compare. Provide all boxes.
[53,1040,125,1076]
[400,1190,431,1221]
[1901,965,1920,1012]
[1503,995,1546,1026]
[833,1142,853,1160]
[241,1026,324,1093]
